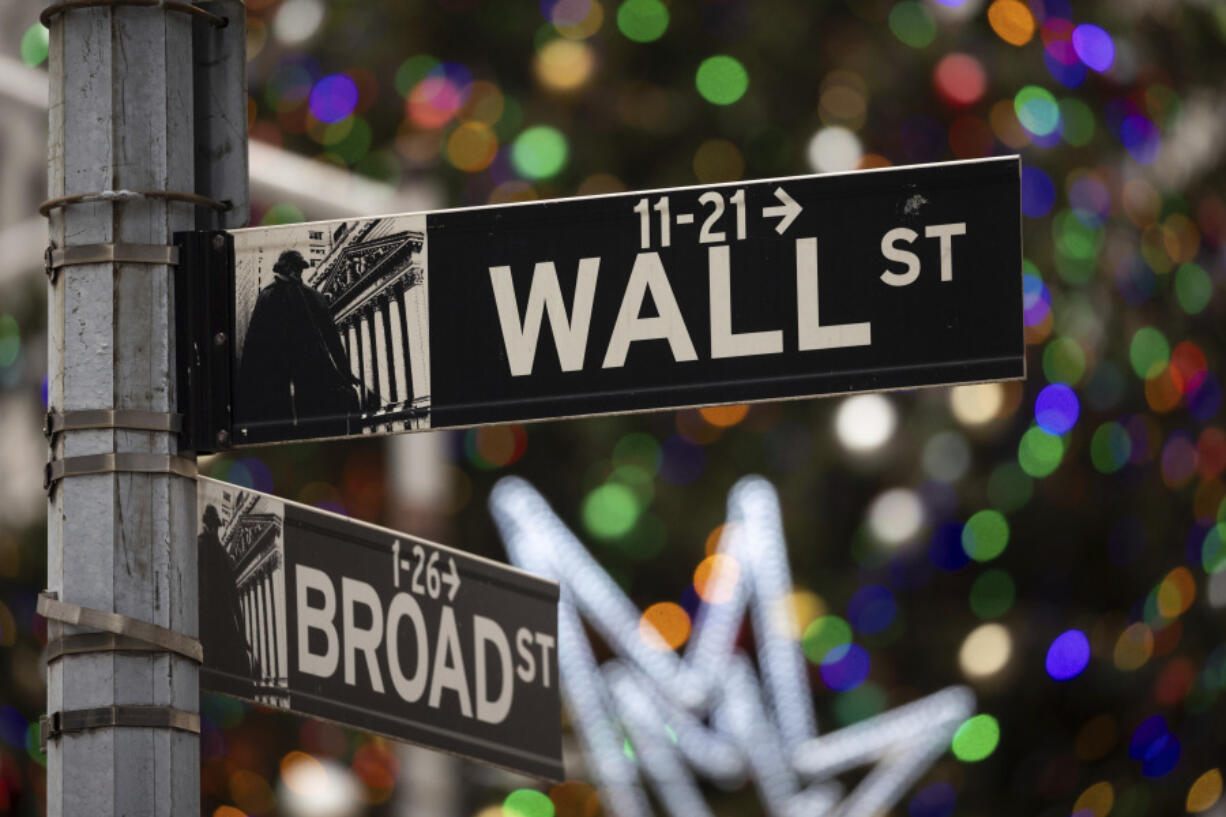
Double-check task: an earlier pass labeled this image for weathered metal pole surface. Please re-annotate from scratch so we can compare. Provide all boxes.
[46,6,198,816]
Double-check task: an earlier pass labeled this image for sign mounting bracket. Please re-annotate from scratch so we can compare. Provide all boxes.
[174,230,235,454]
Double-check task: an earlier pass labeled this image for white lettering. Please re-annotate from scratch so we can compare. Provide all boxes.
[341,577,385,693]
[386,592,428,703]
[296,565,338,679]
[925,222,967,281]
[880,227,920,287]
[515,627,536,684]
[708,244,783,359]
[603,252,698,368]
[489,259,600,376]
[428,606,473,718]
[534,632,556,689]
[473,616,514,724]
[796,237,871,351]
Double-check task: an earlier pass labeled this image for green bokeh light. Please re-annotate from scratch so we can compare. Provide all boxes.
[331,117,373,164]
[1174,263,1212,314]
[1018,426,1064,478]
[504,788,555,817]
[512,125,569,179]
[394,55,439,97]
[1059,97,1095,146]
[1128,326,1170,379]
[355,150,402,185]
[1090,422,1132,474]
[695,55,749,105]
[888,1,937,48]
[583,483,640,540]
[1054,254,1095,286]
[970,569,1016,619]
[951,714,1001,762]
[1014,85,1061,136]
[833,682,886,726]
[614,511,667,561]
[1142,585,1167,627]
[261,202,306,225]
[987,462,1033,513]
[613,432,662,475]
[610,463,655,508]
[801,615,851,664]
[534,23,561,53]
[0,315,20,368]
[1054,209,1104,262]
[494,95,524,141]
[20,23,49,67]
[1203,524,1226,574]
[617,0,669,43]
[1043,336,1088,385]
[962,510,1010,562]
[25,722,45,767]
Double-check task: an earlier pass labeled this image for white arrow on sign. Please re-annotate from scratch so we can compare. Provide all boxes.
[762,186,803,234]
[441,555,461,601]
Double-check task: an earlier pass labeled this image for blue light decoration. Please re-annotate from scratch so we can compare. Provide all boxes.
[1188,374,1223,423]
[1045,629,1091,680]
[1068,174,1111,226]
[847,585,897,635]
[1128,715,1181,777]
[1071,23,1115,72]
[1120,115,1161,164]
[821,644,872,692]
[1034,383,1080,435]
[1021,166,1056,218]
[491,476,977,817]
[1043,50,1086,89]
[908,781,957,817]
[659,435,705,485]
[309,74,360,123]
[929,522,971,571]
[1022,273,1052,327]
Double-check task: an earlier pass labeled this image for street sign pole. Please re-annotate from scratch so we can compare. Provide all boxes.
[44,5,207,815]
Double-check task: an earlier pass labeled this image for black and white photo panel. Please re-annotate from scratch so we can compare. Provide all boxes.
[232,214,431,445]
[198,477,291,709]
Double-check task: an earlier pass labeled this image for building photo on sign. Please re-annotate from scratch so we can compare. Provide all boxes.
[198,483,292,710]
[232,214,432,445]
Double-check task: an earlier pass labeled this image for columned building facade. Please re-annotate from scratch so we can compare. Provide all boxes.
[220,494,289,708]
[309,218,431,434]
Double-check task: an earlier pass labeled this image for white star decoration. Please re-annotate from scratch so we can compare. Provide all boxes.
[491,475,976,817]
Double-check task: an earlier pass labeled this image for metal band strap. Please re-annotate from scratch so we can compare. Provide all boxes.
[44,452,197,491]
[45,242,179,282]
[40,706,201,752]
[44,409,183,438]
[39,188,231,218]
[40,0,227,28]
[44,632,187,664]
[37,592,203,664]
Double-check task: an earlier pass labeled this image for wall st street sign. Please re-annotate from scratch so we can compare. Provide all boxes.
[176,156,1022,450]
[197,477,563,779]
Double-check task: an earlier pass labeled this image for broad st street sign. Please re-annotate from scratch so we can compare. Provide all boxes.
[175,156,1022,450]
[196,476,563,779]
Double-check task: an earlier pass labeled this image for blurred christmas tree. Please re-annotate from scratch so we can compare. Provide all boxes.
[1,0,1224,815]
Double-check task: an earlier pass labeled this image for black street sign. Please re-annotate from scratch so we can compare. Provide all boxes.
[179,156,1022,449]
[196,476,562,779]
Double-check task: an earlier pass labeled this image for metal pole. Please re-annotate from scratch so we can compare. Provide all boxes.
[46,5,198,816]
